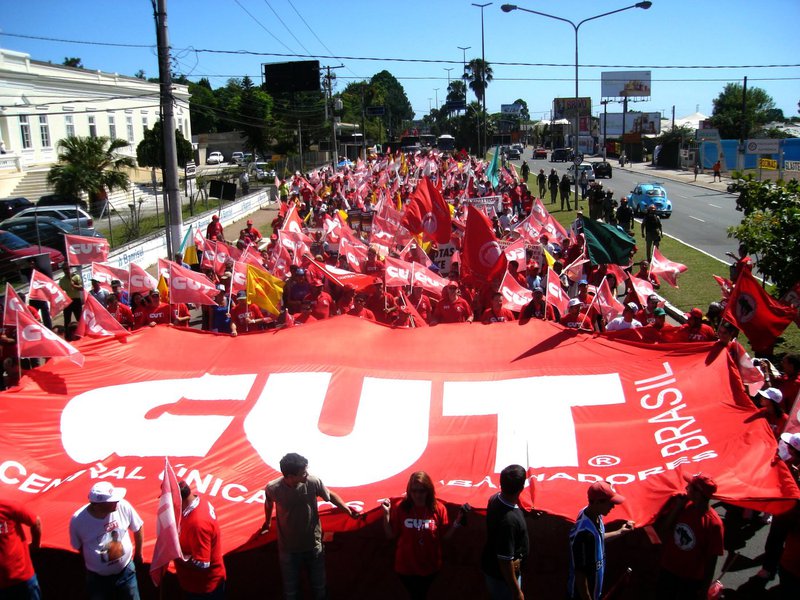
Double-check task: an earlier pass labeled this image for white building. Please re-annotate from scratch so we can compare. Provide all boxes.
[0,48,191,198]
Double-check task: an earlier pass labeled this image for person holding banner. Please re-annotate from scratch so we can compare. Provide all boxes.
[481,292,516,324]
[59,265,84,326]
[0,498,42,599]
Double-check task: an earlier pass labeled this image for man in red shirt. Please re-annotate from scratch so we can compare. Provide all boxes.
[655,473,724,599]
[408,286,433,324]
[0,499,41,598]
[106,294,134,330]
[431,283,473,324]
[674,308,717,342]
[175,481,226,598]
[362,246,385,278]
[171,302,192,328]
[635,294,661,326]
[134,290,172,328]
[347,295,376,321]
[304,281,333,320]
[519,287,556,324]
[239,219,262,247]
[294,300,318,325]
[230,291,265,333]
[560,298,595,332]
[481,292,516,323]
[365,280,397,324]
[205,215,225,242]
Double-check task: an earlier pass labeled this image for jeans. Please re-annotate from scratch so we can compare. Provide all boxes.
[279,547,326,600]
[484,573,521,600]
[86,561,140,600]
[0,574,41,600]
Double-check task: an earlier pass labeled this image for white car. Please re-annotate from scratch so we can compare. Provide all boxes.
[207,151,224,165]
[248,162,275,181]
[231,152,244,165]
[567,163,597,184]
[14,205,94,229]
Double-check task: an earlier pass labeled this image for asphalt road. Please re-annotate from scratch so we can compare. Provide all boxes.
[518,153,741,264]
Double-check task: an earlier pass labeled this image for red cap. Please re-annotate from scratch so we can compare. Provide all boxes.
[247,219,253,225]
[587,481,625,504]
[212,215,219,221]
[688,307,704,319]
[683,472,717,498]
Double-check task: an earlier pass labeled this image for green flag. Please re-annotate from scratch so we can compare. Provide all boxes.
[485,145,500,189]
[582,218,636,266]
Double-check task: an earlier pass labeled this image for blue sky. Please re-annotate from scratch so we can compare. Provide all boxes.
[2,0,798,124]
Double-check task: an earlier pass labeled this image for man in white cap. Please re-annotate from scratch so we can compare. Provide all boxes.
[559,298,595,332]
[69,481,144,599]
[605,302,643,331]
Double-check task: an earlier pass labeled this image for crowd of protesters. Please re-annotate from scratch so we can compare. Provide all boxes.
[1,147,800,597]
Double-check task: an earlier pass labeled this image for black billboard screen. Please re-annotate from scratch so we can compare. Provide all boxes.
[263,60,321,95]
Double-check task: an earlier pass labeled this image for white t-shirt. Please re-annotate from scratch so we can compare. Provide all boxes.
[605,317,642,331]
[69,499,144,575]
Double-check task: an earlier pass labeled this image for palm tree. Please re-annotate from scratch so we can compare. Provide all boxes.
[464,59,493,104]
[47,136,136,216]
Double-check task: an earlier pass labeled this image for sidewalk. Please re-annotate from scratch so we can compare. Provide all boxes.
[585,157,732,194]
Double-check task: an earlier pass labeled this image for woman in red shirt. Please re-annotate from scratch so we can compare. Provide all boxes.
[381,472,463,599]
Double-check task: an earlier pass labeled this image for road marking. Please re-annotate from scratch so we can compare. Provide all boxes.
[709,203,722,208]
[689,216,705,222]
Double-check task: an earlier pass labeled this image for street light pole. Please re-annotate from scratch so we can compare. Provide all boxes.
[501,2,652,209]
[472,3,492,159]
[457,46,471,116]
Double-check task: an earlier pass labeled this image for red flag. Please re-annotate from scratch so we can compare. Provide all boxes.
[339,237,368,273]
[168,263,219,306]
[401,177,452,244]
[397,289,429,328]
[76,292,130,338]
[278,230,312,265]
[628,275,655,307]
[722,269,797,353]
[200,240,230,276]
[4,283,30,327]
[499,271,533,312]
[462,205,506,282]
[64,233,109,266]
[503,238,527,264]
[267,242,292,280]
[230,261,248,296]
[540,213,569,244]
[281,203,309,238]
[150,457,185,587]
[650,247,688,288]
[28,270,70,316]
[305,256,377,292]
[91,262,130,293]
[384,256,413,287]
[129,263,159,295]
[604,263,628,288]
[595,278,625,322]
[16,304,83,366]
[546,269,569,317]
[713,275,733,300]
[410,263,450,298]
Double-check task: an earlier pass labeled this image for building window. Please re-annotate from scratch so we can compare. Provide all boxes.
[108,115,116,140]
[88,115,97,138]
[126,115,134,143]
[65,114,75,138]
[19,116,32,149]
[39,115,51,148]
[142,115,149,131]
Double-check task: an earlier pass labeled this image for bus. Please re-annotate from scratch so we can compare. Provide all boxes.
[437,134,456,151]
[420,134,436,148]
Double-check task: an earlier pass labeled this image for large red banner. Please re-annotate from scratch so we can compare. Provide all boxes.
[0,319,796,562]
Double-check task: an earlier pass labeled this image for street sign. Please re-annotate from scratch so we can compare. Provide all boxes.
[185,161,196,179]
[746,139,780,154]
[759,158,778,170]
[444,100,466,111]
[696,128,720,141]
[366,106,385,117]
[573,153,584,166]
[785,160,800,172]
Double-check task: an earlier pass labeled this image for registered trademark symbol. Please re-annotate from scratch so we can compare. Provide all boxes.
[588,455,621,467]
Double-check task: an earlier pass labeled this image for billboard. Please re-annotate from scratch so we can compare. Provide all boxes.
[501,103,522,115]
[600,112,661,136]
[601,71,652,98]
[552,97,591,120]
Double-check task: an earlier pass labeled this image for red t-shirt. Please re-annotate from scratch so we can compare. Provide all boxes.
[294,312,317,325]
[659,501,724,581]
[306,291,333,320]
[481,307,516,324]
[174,496,226,594]
[230,302,261,333]
[0,500,36,587]
[390,500,449,576]
[673,323,717,342]
[171,303,191,327]
[134,301,171,328]
[559,311,595,332]
[433,297,472,323]
[110,304,134,329]
[347,306,376,321]
[410,294,432,323]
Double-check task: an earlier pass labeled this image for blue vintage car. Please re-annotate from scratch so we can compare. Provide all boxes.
[627,183,672,218]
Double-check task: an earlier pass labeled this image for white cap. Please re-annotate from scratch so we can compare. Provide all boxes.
[757,388,783,404]
[568,298,582,308]
[88,481,126,503]
[780,431,800,452]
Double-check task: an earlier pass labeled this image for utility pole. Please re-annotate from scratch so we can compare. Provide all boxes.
[739,75,748,172]
[361,85,367,161]
[325,66,339,171]
[472,3,492,158]
[457,46,471,117]
[298,119,303,173]
[154,0,182,258]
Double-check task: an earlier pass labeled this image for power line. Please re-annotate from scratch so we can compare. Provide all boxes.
[261,0,315,59]
[2,32,797,70]
[285,0,359,79]
[229,0,296,55]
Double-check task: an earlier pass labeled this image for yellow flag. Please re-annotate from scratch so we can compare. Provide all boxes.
[246,265,285,316]
[543,247,556,268]
[157,275,170,303]
[183,244,199,265]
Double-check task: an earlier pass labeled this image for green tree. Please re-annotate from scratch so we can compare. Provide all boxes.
[370,71,413,140]
[63,57,83,68]
[237,76,274,156]
[728,177,800,295]
[47,136,135,215]
[513,98,530,122]
[134,69,146,80]
[136,121,193,170]
[189,78,219,134]
[709,83,777,139]
[464,59,493,104]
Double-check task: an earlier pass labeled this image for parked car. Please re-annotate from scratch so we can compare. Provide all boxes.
[38,193,87,210]
[567,163,597,184]
[532,147,548,159]
[504,146,521,160]
[231,151,245,165]
[0,216,100,256]
[0,229,65,278]
[550,148,572,162]
[592,161,613,179]
[14,205,94,229]
[0,197,34,220]
[627,183,672,218]
[207,151,224,165]
[248,162,275,181]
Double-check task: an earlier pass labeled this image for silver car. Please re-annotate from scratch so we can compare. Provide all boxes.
[14,205,94,229]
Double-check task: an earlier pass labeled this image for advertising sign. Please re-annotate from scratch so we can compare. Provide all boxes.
[501,103,522,115]
[599,112,661,136]
[746,139,780,154]
[601,71,652,98]
[552,97,591,120]
[759,158,778,170]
